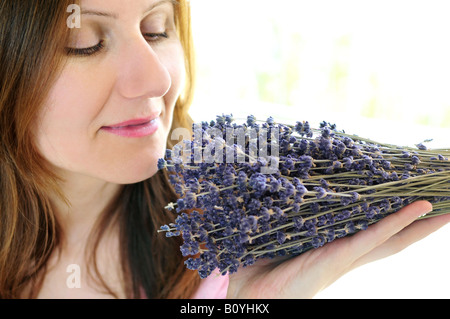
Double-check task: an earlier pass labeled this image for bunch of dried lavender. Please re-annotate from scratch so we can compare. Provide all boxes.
[158,115,450,279]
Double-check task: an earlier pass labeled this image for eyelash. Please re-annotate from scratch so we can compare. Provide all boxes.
[65,40,105,57]
[144,32,169,43]
[65,32,169,57]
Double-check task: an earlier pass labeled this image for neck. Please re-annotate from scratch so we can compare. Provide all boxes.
[49,171,123,246]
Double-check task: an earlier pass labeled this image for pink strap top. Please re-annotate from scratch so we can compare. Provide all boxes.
[191,271,229,299]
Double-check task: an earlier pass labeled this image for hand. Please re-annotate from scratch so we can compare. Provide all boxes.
[226,201,450,298]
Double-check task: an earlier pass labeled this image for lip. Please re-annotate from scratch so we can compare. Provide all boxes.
[101,116,160,138]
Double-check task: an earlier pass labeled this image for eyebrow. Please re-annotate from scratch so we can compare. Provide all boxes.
[81,0,177,19]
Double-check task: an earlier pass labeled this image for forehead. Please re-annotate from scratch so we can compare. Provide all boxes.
[79,0,176,20]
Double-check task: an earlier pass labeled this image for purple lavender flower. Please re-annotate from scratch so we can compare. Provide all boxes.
[158,115,450,278]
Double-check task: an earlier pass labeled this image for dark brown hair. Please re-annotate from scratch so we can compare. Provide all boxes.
[0,0,199,298]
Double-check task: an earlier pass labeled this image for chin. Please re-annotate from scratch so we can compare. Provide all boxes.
[113,150,165,185]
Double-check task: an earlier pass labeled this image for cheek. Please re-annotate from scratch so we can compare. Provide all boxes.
[38,64,112,135]
[34,65,112,169]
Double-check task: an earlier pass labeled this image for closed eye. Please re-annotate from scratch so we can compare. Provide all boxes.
[143,32,169,43]
[64,31,169,57]
[65,40,105,57]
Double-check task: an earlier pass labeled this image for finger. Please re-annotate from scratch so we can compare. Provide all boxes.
[316,201,435,290]
[345,201,433,263]
[350,212,450,269]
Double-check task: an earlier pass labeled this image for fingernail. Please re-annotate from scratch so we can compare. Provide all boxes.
[419,205,433,218]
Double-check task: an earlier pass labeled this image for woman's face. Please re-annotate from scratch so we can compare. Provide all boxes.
[35,0,184,184]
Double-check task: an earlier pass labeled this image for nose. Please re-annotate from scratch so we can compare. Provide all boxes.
[116,37,172,99]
